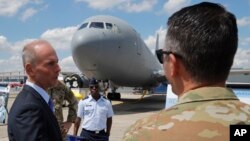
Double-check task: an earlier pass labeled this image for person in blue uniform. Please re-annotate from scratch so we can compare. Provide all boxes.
[73,78,114,141]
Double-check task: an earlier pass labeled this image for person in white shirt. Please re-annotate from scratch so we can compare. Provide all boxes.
[74,78,114,141]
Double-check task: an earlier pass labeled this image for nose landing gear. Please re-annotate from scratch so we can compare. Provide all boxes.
[107,92,121,100]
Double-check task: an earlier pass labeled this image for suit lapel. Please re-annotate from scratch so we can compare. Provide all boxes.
[23,85,62,139]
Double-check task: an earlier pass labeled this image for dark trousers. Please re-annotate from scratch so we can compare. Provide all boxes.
[80,129,109,141]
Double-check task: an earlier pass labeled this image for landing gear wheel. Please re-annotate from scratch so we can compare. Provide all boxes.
[116,93,121,100]
[107,92,121,100]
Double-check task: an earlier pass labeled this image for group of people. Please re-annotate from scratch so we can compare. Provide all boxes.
[7,39,113,141]
[7,1,250,141]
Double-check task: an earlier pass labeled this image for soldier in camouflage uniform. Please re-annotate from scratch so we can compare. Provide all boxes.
[48,80,78,140]
[123,2,250,141]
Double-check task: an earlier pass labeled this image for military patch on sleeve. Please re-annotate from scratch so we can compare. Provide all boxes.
[230,125,250,141]
[83,96,89,100]
[102,95,107,99]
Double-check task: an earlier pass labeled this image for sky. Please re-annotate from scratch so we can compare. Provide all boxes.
[0,0,250,73]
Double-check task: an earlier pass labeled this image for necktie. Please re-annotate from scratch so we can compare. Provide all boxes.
[48,98,54,112]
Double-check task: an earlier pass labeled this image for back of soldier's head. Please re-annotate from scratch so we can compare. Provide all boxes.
[166,2,238,83]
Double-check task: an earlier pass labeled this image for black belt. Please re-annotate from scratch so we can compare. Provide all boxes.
[82,128,105,134]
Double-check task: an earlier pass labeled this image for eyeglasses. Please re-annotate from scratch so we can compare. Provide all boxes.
[156,49,182,64]
[90,85,98,89]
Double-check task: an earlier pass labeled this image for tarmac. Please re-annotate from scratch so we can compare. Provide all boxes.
[0,92,166,141]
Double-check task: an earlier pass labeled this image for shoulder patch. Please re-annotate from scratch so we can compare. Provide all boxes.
[102,95,107,99]
[102,95,112,103]
[83,96,89,100]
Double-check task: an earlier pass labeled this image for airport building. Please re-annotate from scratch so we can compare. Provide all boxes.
[0,71,26,84]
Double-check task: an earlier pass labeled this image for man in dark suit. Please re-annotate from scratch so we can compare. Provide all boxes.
[8,39,62,141]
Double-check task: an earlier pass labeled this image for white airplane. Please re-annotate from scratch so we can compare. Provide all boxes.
[69,15,165,99]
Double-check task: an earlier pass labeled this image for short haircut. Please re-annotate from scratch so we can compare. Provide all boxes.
[166,2,238,83]
[22,39,50,67]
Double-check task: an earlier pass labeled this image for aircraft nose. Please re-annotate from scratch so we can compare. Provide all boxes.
[71,29,103,53]
[71,29,104,74]
[71,31,83,51]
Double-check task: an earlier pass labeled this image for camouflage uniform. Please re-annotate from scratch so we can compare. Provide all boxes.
[48,81,78,140]
[123,87,250,141]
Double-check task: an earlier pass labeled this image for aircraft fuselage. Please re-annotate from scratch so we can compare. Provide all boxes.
[71,15,162,87]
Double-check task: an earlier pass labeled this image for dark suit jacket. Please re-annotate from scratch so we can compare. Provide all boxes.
[8,85,62,141]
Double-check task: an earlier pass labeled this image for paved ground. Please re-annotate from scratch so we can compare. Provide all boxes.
[0,93,165,141]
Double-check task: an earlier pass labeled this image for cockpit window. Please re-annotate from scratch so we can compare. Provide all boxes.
[78,22,88,30]
[106,23,113,29]
[89,22,104,29]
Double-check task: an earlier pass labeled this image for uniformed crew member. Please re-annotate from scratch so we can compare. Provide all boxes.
[48,80,78,140]
[123,2,250,141]
[74,78,114,141]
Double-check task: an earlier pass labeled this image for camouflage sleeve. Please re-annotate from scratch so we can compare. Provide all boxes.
[64,86,78,123]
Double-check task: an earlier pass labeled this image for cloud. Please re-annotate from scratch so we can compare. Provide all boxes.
[32,0,44,5]
[0,55,23,72]
[20,7,38,22]
[119,0,157,13]
[41,26,78,50]
[233,48,250,69]
[0,0,29,16]
[0,0,45,21]
[240,37,250,46]
[0,36,34,72]
[75,0,125,10]
[10,39,35,53]
[237,17,250,26]
[0,36,11,51]
[75,0,157,13]
[163,0,190,15]
[59,56,80,72]
[0,35,32,54]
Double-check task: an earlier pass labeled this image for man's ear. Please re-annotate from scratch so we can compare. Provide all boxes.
[168,54,179,77]
[25,64,34,77]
